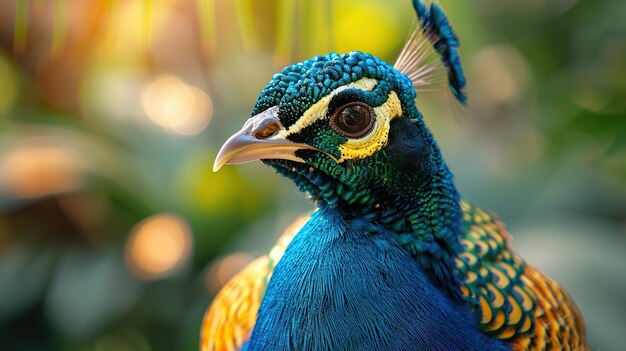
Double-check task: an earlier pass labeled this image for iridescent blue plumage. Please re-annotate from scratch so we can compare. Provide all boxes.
[248,209,507,350]
[205,1,588,350]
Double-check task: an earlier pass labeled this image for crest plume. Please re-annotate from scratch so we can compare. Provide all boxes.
[394,0,467,104]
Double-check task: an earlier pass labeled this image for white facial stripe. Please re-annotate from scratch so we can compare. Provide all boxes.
[273,78,378,140]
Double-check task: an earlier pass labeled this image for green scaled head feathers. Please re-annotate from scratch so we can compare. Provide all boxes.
[214,0,466,212]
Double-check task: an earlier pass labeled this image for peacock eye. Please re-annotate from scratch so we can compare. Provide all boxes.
[330,102,375,138]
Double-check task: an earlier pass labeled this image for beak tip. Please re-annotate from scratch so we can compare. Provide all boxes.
[212,160,223,172]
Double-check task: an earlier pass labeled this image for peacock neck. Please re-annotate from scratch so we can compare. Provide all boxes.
[332,168,462,236]
[321,165,466,300]
[312,115,464,250]
[274,115,466,299]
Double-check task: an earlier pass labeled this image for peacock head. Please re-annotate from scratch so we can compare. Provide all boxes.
[214,0,465,212]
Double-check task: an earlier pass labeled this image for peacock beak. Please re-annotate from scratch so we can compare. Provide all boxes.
[213,106,320,172]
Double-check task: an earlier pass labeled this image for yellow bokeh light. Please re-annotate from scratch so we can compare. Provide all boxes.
[125,213,192,280]
[205,253,255,294]
[0,53,17,115]
[0,145,84,199]
[332,2,403,59]
[101,0,176,61]
[142,75,213,135]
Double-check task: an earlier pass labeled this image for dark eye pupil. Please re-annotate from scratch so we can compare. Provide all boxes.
[330,103,375,138]
[341,106,363,126]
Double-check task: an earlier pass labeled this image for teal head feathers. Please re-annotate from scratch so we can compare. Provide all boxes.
[214,0,466,217]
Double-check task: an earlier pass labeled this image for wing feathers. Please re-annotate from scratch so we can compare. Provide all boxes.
[459,202,588,350]
[200,214,309,350]
[200,256,270,351]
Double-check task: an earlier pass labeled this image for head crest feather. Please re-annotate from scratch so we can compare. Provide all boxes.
[394,0,467,104]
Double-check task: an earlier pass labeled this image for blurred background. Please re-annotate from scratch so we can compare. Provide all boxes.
[0,0,624,350]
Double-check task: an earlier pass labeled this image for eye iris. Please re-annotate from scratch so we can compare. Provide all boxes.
[332,103,374,138]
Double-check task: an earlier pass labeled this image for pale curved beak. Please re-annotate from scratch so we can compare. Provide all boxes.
[213,106,323,172]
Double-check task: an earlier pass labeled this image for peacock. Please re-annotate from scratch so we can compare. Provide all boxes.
[202,0,587,350]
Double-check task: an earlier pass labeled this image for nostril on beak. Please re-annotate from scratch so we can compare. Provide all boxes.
[253,123,280,139]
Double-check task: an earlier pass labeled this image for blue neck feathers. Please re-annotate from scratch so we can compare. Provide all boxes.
[247,209,507,350]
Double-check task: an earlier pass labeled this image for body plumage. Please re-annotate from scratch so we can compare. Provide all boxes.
[203,1,587,350]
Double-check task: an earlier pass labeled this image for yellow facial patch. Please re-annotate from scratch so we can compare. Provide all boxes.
[271,77,403,163]
[273,78,378,140]
[337,91,402,162]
